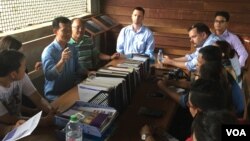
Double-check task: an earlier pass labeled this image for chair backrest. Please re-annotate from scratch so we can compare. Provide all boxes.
[239,35,250,121]
[22,34,55,96]
[238,35,250,70]
[28,69,44,95]
[22,34,55,71]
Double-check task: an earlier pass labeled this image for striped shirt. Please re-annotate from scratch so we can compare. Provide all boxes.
[69,35,100,70]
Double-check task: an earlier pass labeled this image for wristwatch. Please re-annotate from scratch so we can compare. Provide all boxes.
[141,133,150,140]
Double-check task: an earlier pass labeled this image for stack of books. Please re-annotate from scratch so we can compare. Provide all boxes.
[78,76,126,112]
[78,56,150,113]
[132,54,150,77]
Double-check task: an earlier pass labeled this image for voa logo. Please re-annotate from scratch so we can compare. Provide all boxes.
[226,129,246,136]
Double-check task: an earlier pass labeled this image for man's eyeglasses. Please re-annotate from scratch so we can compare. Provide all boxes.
[214,20,227,24]
[72,26,85,30]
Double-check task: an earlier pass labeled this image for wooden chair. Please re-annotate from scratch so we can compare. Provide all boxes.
[28,69,44,95]
[239,35,250,121]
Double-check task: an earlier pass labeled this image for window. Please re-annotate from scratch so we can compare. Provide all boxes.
[0,0,88,33]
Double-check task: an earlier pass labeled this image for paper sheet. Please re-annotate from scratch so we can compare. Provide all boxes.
[3,111,42,141]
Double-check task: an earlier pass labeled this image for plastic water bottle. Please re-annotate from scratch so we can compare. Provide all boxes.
[65,115,82,141]
[157,49,163,64]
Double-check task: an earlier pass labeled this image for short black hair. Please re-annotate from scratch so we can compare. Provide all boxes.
[200,61,222,81]
[0,50,25,77]
[52,16,71,29]
[133,7,145,15]
[188,23,211,36]
[192,110,237,141]
[0,35,22,52]
[190,79,226,111]
[215,11,230,22]
[215,40,235,59]
[199,45,222,63]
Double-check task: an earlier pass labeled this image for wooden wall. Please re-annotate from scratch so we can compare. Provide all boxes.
[100,0,250,56]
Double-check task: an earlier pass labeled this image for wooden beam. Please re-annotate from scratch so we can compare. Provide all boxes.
[28,69,43,80]
[22,34,55,71]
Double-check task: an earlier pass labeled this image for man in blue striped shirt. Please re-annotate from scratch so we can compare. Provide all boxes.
[69,18,120,70]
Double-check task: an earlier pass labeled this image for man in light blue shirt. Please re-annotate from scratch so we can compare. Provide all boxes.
[116,7,155,60]
[42,16,87,101]
[163,23,220,72]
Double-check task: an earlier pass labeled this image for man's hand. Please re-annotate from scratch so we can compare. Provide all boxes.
[111,53,120,60]
[34,61,42,71]
[56,47,71,72]
[140,124,155,141]
[162,55,173,65]
[141,124,152,135]
[39,108,58,126]
[87,71,96,79]
[61,47,71,63]
[164,55,170,59]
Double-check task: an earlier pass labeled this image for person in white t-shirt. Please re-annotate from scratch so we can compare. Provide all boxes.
[0,50,56,127]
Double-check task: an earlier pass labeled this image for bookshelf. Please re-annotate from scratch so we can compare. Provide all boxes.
[84,19,106,37]
[88,15,120,53]
[91,15,120,30]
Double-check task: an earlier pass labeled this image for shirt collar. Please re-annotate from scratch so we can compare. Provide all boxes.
[69,35,91,45]
[53,39,68,51]
[199,33,217,48]
[128,25,145,33]
[68,38,77,44]
[221,29,229,37]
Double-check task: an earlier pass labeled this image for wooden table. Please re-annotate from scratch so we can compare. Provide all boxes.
[20,87,79,141]
[107,80,178,141]
[21,58,178,141]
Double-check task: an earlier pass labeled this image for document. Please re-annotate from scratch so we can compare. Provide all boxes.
[2,111,42,141]
[132,56,148,62]
[78,86,101,102]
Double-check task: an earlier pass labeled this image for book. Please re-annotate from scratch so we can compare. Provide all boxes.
[132,55,150,79]
[107,66,134,73]
[79,75,128,112]
[88,91,110,106]
[95,71,130,110]
[77,85,101,102]
[87,113,109,128]
[67,109,110,129]
[58,101,118,134]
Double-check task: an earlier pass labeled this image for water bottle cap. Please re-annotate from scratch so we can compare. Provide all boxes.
[70,114,78,122]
